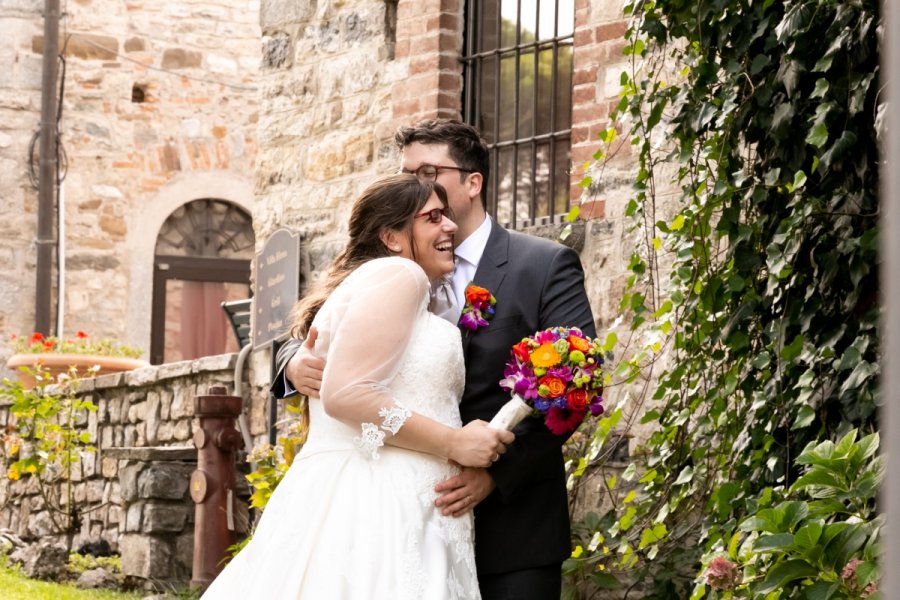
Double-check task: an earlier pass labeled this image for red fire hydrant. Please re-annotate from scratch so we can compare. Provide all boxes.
[190,386,244,590]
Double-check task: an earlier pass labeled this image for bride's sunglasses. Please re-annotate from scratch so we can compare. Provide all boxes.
[414,208,447,224]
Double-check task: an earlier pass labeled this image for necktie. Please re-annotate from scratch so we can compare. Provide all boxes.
[430,277,458,324]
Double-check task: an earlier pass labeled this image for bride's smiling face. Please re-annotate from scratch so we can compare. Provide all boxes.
[387,193,457,280]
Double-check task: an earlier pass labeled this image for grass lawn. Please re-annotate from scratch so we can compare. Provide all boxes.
[0,564,145,600]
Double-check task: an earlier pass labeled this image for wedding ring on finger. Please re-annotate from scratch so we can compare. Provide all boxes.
[491,453,500,462]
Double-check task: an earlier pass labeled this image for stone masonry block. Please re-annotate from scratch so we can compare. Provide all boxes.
[118,461,142,502]
[137,462,193,500]
[142,503,188,533]
[119,533,172,580]
[124,502,143,532]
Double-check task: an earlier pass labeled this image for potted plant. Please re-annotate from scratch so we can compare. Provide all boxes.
[5,331,149,388]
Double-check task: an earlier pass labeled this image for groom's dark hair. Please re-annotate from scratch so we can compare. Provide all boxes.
[395,119,490,209]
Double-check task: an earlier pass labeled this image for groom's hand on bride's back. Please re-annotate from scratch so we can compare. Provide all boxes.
[434,468,495,517]
[286,326,325,398]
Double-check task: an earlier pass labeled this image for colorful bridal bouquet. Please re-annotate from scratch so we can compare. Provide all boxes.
[491,326,605,434]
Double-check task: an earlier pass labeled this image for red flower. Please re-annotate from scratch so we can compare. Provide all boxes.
[512,341,531,364]
[42,341,55,351]
[538,375,566,398]
[566,388,589,411]
[544,406,586,435]
[29,332,44,344]
[76,330,88,339]
[465,285,492,305]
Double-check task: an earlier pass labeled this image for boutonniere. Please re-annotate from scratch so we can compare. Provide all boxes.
[459,284,496,331]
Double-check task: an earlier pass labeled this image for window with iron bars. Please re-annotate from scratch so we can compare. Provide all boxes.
[462,0,574,229]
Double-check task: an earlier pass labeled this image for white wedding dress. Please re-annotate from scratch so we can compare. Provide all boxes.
[203,257,480,600]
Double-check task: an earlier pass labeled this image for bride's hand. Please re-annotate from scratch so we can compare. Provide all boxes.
[448,420,515,468]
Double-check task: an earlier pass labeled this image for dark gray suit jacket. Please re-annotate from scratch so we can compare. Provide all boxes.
[273,219,596,575]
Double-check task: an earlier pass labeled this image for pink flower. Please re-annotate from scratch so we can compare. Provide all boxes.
[841,558,862,583]
[705,556,740,591]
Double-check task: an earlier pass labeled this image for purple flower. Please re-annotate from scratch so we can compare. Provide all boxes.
[534,398,552,412]
[459,312,486,331]
[547,366,573,381]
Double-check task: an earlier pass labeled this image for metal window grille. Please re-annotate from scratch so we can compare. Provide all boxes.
[462,0,575,229]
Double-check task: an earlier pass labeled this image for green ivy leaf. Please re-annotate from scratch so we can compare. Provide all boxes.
[781,335,804,361]
[592,572,623,590]
[792,406,816,430]
[674,466,694,486]
[811,78,829,99]
[806,123,829,148]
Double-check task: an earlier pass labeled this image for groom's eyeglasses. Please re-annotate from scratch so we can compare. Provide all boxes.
[415,208,447,224]
[403,164,475,181]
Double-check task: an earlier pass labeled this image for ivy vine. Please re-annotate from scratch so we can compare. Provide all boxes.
[564,0,881,597]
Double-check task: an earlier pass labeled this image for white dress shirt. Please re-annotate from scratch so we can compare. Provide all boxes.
[449,215,492,309]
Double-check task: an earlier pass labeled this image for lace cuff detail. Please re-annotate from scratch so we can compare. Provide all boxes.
[378,403,412,435]
[354,422,385,459]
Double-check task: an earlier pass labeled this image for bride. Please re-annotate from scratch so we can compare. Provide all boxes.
[202,174,514,599]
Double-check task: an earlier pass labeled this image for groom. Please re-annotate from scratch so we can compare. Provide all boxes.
[274,119,595,599]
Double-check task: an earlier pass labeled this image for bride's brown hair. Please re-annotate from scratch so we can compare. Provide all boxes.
[289,173,448,339]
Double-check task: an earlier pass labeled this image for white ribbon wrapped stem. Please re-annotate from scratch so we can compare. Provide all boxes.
[488,395,532,431]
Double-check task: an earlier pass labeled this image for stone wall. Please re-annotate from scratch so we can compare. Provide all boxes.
[110,446,199,585]
[0,0,44,344]
[0,352,271,583]
[0,0,259,362]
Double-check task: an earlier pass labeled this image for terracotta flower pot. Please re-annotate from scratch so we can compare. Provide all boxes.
[5,353,150,388]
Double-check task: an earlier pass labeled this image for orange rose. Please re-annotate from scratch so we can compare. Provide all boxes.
[539,375,567,398]
[567,334,591,353]
[465,285,492,304]
[566,388,589,411]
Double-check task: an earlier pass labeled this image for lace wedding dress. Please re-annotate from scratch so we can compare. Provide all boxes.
[203,257,480,600]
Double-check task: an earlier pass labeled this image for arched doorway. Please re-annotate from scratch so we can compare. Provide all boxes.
[150,199,255,364]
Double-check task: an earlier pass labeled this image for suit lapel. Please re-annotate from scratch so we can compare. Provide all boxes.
[461,219,509,356]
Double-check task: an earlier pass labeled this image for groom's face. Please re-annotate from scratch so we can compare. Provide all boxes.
[399,142,483,245]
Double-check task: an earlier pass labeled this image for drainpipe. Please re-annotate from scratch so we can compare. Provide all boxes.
[35,0,60,335]
[56,180,66,336]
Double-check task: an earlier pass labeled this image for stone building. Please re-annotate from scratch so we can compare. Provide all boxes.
[253,0,634,335]
[2,0,636,386]
[0,0,260,365]
[0,0,655,586]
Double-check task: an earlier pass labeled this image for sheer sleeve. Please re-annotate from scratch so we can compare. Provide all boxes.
[313,257,430,458]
